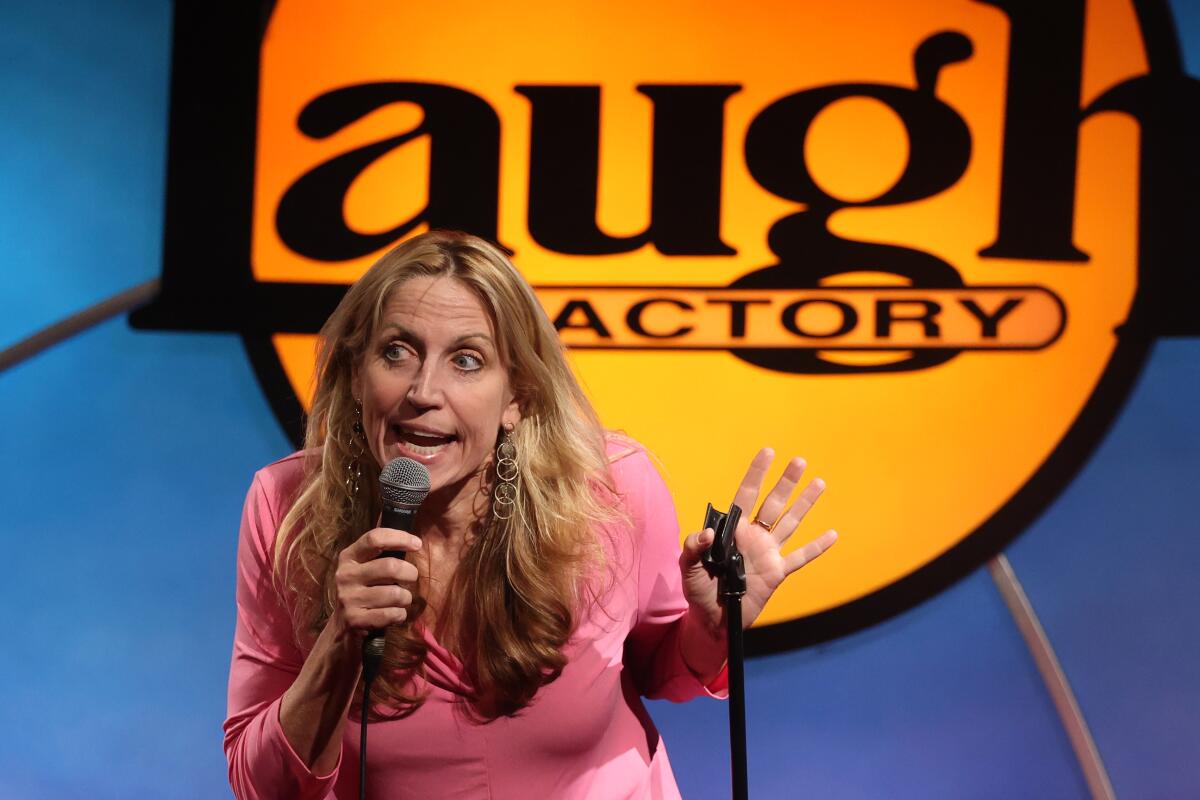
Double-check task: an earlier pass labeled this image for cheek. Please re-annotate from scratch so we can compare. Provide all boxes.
[453,393,506,453]
[361,369,406,419]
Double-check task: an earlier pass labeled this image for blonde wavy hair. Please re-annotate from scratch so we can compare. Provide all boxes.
[274,230,618,719]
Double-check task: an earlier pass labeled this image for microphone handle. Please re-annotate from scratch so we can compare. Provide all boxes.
[377,503,419,561]
[364,504,420,674]
[380,504,418,539]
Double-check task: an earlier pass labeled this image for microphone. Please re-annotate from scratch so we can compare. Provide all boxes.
[363,457,430,679]
[378,456,431,555]
[359,457,430,798]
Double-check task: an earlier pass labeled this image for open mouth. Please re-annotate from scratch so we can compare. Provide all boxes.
[393,425,456,457]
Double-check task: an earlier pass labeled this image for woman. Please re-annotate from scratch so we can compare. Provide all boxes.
[223,230,837,799]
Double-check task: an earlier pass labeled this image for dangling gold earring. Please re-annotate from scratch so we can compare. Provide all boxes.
[492,423,518,521]
[346,399,365,499]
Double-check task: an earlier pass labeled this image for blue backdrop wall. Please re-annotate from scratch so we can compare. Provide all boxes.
[1,2,1197,797]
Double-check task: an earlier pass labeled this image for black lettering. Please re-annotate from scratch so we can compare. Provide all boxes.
[516,84,740,255]
[781,300,858,339]
[976,0,1089,261]
[626,298,694,338]
[552,300,612,338]
[742,32,973,283]
[276,83,502,261]
[875,300,942,338]
[706,298,771,338]
[734,32,970,373]
[959,297,1023,337]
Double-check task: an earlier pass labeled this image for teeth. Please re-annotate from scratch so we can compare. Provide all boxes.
[404,441,448,456]
[395,426,453,456]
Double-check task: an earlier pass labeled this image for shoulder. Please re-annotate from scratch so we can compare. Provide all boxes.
[595,435,683,599]
[244,450,314,540]
[601,432,674,521]
[253,449,311,497]
[604,431,656,481]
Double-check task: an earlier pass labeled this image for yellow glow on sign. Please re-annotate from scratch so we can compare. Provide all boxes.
[256,0,1146,627]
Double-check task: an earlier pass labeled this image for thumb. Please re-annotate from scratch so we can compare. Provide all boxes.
[680,528,715,569]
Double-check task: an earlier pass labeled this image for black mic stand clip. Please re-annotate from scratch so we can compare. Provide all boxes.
[700,501,749,800]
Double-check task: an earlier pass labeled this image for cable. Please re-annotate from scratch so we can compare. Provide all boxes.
[360,639,383,800]
[359,675,371,800]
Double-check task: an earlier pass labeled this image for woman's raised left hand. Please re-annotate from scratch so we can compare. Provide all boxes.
[679,448,838,647]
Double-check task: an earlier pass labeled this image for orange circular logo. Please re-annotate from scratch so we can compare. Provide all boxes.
[135,0,1196,650]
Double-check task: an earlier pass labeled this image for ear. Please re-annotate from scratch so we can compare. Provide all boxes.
[350,365,361,403]
[501,394,522,430]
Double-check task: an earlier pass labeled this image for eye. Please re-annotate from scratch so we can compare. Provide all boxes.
[453,352,483,372]
[383,342,410,364]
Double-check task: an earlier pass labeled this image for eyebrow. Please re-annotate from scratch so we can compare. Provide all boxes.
[378,323,495,348]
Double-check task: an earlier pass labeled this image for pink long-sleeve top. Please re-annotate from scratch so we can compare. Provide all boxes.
[223,440,727,799]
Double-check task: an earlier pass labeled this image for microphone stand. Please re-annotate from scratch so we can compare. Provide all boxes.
[701,502,749,800]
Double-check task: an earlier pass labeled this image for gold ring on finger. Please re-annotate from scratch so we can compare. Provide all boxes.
[751,517,775,533]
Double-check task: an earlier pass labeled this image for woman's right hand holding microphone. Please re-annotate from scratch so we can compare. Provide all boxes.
[278,527,421,773]
[333,528,422,634]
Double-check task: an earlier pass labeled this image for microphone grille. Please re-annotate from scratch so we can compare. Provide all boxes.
[379,457,431,506]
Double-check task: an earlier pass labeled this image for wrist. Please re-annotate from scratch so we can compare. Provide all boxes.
[680,606,728,684]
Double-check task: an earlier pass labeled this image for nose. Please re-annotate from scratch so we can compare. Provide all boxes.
[405,361,444,409]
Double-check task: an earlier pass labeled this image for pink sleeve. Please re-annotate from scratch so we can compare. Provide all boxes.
[222,472,341,800]
[617,448,729,702]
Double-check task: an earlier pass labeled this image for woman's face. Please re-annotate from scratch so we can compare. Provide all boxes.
[353,275,520,500]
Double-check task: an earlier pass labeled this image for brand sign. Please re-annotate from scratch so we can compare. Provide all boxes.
[134,0,1199,650]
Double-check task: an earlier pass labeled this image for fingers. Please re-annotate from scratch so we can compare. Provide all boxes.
[336,527,423,632]
[348,606,409,630]
[753,456,807,530]
[736,451,825,548]
[732,448,775,517]
[355,584,415,611]
[335,577,415,631]
[783,529,839,574]
[680,528,716,569]
[350,528,422,563]
[770,476,825,545]
[357,555,420,586]
[335,560,417,630]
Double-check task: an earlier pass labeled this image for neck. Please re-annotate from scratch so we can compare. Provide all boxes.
[411,469,492,548]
